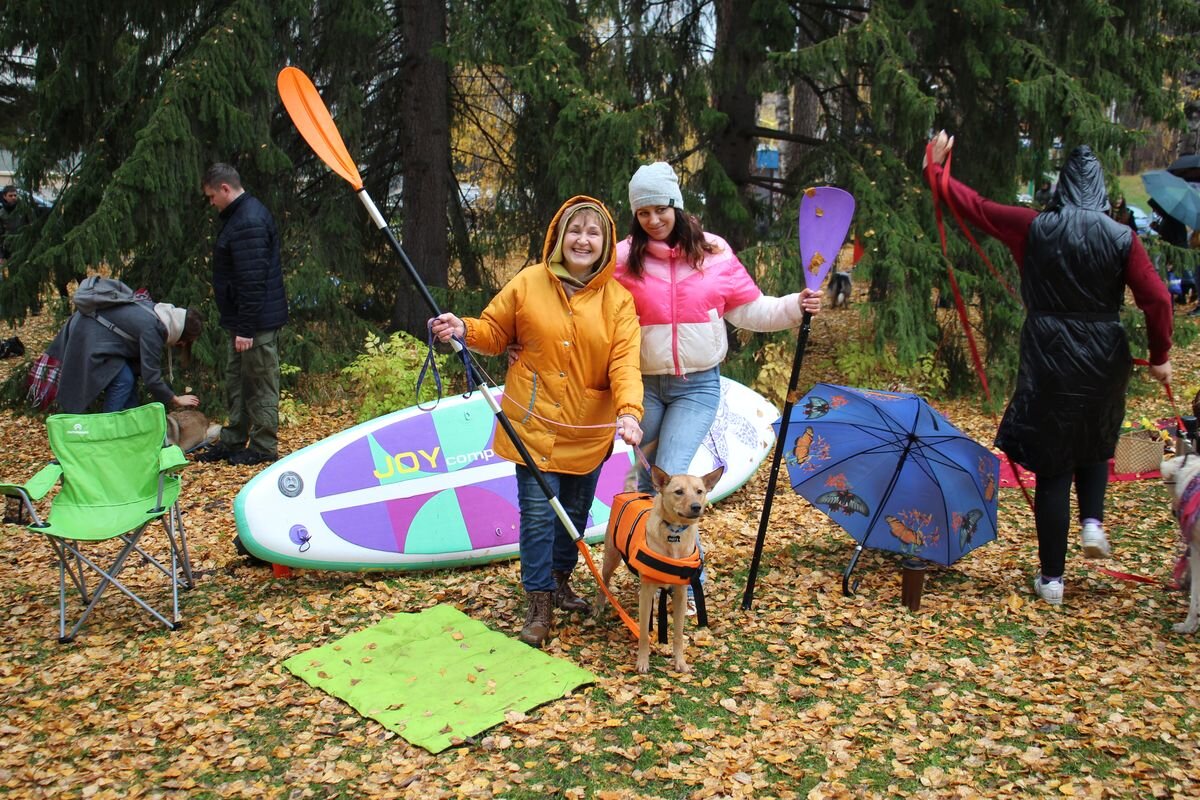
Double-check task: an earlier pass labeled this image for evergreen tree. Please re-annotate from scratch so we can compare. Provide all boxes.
[3,0,1195,405]
[0,1,393,381]
[0,49,33,152]
[446,0,679,263]
[766,0,1200,397]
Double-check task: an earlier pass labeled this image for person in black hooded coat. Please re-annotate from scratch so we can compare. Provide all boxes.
[925,132,1173,605]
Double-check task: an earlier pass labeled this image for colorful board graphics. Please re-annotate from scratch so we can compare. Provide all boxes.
[234,378,778,570]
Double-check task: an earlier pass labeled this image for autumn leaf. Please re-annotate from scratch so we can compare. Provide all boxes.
[2,302,1199,798]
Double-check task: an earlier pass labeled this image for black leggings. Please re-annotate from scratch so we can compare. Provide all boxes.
[1033,461,1108,579]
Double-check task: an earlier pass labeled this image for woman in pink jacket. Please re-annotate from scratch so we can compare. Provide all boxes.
[615,162,822,604]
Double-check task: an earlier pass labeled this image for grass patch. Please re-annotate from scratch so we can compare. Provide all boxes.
[1117,174,1150,211]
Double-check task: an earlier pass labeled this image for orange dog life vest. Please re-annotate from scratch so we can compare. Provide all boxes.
[606,492,702,585]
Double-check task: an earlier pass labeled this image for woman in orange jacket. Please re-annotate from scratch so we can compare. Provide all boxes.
[431,197,644,647]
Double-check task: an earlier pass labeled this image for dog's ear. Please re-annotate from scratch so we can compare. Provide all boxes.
[650,465,670,492]
[702,465,725,492]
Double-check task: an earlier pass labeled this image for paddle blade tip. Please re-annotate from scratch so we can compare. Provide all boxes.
[277,66,364,191]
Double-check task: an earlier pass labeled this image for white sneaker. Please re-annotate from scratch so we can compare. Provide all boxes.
[1033,576,1064,605]
[685,596,697,617]
[1081,521,1110,559]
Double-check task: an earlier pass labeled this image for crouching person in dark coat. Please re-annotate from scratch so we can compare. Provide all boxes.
[47,300,202,413]
[198,163,289,467]
[925,132,1173,606]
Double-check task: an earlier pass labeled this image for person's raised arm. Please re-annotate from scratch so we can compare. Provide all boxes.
[924,130,1038,263]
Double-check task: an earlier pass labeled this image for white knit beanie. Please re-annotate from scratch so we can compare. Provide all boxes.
[628,162,683,212]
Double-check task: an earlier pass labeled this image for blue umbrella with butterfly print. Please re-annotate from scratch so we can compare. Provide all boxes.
[777,383,999,595]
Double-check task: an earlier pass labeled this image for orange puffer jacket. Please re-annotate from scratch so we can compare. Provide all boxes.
[465,196,643,475]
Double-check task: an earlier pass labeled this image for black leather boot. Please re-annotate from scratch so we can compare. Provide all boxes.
[552,569,591,613]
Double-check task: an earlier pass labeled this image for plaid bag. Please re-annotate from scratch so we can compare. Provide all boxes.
[26,352,62,411]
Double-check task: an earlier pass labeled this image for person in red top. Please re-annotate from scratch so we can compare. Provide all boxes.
[925,131,1173,605]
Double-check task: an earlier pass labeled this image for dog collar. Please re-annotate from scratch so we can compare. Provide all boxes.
[666,523,690,543]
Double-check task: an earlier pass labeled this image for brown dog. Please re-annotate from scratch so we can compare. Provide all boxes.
[166,409,220,453]
[597,464,724,674]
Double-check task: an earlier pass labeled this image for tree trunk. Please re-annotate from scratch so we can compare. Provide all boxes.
[391,0,451,337]
[786,18,821,185]
[707,0,760,252]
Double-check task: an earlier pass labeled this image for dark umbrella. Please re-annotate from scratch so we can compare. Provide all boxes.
[774,383,1000,595]
[1141,170,1200,230]
[1167,153,1200,182]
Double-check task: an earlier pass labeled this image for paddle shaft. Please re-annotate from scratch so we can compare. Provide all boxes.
[741,310,812,609]
[356,191,642,639]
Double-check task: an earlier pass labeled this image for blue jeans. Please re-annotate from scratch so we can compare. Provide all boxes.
[637,367,722,492]
[515,463,602,593]
[102,362,138,412]
[638,367,721,589]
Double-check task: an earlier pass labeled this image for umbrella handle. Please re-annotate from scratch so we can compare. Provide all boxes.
[842,544,864,596]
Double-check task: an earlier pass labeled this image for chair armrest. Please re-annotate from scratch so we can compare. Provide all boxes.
[0,462,63,502]
[160,445,188,474]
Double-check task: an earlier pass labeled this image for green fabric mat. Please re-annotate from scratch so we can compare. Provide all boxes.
[283,604,596,753]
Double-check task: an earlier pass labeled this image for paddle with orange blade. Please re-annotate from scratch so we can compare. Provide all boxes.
[277,67,640,640]
[278,66,447,320]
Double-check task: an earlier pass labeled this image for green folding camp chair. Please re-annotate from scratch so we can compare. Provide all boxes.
[0,403,193,642]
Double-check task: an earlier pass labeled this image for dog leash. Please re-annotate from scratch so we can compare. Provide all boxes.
[1096,564,1188,591]
[633,445,652,472]
[501,402,647,641]
[925,145,1021,303]
[923,144,1037,511]
[925,165,1188,585]
[575,538,642,640]
[1131,358,1187,434]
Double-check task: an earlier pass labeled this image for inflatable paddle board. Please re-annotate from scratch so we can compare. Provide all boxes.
[234,377,779,570]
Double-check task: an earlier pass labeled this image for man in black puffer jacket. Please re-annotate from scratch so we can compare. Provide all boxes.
[199,163,289,466]
[925,132,1172,607]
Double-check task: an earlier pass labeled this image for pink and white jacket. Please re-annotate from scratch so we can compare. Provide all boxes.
[615,234,804,376]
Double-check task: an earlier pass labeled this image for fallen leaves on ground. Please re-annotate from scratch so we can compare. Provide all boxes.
[1,303,1198,799]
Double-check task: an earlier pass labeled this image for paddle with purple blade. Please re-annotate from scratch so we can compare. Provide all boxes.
[742,186,856,609]
[799,186,856,293]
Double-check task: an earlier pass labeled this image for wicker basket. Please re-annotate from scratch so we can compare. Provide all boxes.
[1113,429,1165,474]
